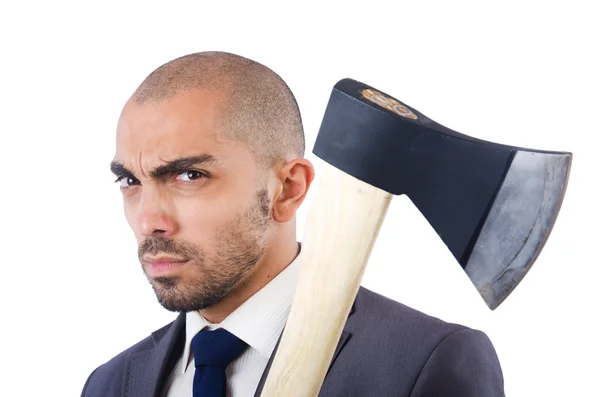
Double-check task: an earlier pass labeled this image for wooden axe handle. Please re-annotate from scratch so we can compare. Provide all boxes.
[260,163,393,396]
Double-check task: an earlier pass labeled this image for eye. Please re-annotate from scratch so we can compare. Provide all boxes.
[115,176,139,188]
[176,170,207,182]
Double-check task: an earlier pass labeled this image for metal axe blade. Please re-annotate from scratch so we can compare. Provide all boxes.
[465,150,571,309]
[312,78,572,310]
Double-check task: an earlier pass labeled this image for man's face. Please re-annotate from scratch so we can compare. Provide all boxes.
[112,89,273,312]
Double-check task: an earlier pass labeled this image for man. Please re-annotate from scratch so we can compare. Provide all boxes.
[81,51,505,397]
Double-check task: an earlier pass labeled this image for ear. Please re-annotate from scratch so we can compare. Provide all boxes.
[272,158,315,223]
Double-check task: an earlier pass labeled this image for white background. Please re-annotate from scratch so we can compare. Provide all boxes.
[1,1,598,396]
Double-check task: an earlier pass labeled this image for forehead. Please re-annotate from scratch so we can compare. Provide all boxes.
[115,89,235,164]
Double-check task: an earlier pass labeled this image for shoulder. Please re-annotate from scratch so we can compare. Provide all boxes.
[352,286,467,338]
[342,287,504,395]
[349,286,501,367]
[80,317,181,396]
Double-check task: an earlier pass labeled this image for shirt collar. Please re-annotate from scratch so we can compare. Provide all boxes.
[181,244,302,373]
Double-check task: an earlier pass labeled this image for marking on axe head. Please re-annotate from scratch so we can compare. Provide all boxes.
[361,88,418,120]
[313,78,572,310]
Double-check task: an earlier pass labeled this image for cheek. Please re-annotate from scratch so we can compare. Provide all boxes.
[122,199,136,229]
[121,199,144,242]
[177,196,241,236]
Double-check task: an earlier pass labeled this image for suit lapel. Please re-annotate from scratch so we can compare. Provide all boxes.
[120,288,360,397]
[122,312,186,397]
[253,300,357,397]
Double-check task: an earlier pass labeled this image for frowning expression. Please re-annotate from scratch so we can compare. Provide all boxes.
[111,89,273,312]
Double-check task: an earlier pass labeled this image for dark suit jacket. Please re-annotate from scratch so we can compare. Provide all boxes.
[81,286,505,396]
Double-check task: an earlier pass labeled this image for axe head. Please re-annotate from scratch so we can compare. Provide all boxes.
[313,78,572,310]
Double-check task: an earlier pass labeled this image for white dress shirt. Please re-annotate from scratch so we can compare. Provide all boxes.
[162,247,301,397]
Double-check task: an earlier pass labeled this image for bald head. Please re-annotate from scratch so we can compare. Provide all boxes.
[113,52,314,318]
[132,51,305,168]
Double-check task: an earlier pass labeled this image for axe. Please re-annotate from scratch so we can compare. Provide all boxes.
[260,78,572,396]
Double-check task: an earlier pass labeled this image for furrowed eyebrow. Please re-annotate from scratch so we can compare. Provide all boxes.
[110,162,133,178]
[149,155,217,178]
[109,154,218,180]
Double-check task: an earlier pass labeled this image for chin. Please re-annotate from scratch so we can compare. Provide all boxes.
[152,283,232,313]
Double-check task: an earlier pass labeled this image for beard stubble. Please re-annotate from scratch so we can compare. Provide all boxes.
[138,188,272,312]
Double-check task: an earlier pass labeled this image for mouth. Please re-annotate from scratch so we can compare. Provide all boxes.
[143,256,190,277]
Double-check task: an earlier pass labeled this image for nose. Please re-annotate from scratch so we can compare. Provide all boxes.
[135,186,178,238]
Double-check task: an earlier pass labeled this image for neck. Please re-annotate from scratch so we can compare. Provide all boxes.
[198,236,300,324]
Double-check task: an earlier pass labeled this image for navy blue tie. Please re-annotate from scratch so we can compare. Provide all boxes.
[191,328,249,397]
